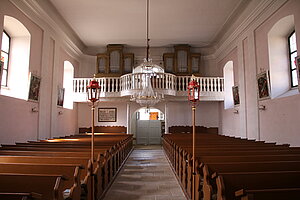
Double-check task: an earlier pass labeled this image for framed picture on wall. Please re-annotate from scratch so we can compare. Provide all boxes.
[57,87,65,107]
[28,73,41,102]
[295,56,300,92]
[232,85,240,106]
[257,70,271,101]
[98,108,117,122]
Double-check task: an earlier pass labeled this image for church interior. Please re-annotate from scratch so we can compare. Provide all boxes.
[0,0,300,199]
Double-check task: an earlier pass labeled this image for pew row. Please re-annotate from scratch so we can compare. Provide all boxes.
[162,133,300,200]
[0,133,133,200]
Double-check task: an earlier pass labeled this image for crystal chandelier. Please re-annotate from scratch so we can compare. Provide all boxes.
[131,0,164,108]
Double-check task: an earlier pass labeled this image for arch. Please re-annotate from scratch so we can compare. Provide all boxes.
[1,15,31,100]
[223,61,234,109]
[268,15,295,98]
[131,106,165,145]
[63,61,74,109]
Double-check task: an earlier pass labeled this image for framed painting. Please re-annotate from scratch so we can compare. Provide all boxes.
[257,70,271,101]
[232,85,240,106]
[98,108,117,122]
[295,56,300,92]
[57,87,65,107]
[28,73,41,102]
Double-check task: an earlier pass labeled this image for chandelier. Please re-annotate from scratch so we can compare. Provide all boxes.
[131,0,164,108]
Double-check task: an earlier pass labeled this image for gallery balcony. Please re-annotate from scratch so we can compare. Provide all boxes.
[72,74,225,102]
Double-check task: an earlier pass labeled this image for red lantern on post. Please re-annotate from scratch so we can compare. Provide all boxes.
[187,76,200,200]
[86,75,100,200]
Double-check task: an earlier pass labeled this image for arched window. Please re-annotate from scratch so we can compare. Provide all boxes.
[288,31,298,87]
[223,61,234,109]
[63,61,74,109]
[268,15,296,98]
[1,31,10,86]
[1,16,31,100]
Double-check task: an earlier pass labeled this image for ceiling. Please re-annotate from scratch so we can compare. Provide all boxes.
[49,0,247,48]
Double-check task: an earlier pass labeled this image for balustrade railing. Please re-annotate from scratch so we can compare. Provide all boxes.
[73,75,224,100]
[176,76,224,93]
[120,73,177,94]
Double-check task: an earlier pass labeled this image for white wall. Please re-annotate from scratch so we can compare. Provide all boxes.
[167,101,220,128]
[78,101,128,128]
[0,95,38,144]
[0,0,82,143]
[78,100,220,134]
[217,0,300,146]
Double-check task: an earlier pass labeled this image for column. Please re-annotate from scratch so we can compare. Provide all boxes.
[127,103,131,134]
[164,102,168,134]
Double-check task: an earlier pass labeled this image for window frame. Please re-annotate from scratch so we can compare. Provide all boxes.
[288,30,297,88]
[1,30,11,87]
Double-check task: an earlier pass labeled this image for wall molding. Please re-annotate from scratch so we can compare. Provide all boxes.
[213,0,289,62]
[9,0,84,58]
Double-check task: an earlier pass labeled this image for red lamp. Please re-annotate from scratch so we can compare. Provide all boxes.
[188,78,200,103]
[87,77,100,103]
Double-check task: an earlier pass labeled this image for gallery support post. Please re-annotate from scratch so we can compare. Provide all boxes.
[188,75,200,200]
[192,104,196,200]
[87,75,100,200]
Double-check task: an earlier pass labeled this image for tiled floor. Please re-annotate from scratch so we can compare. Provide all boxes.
[103,145,187,200]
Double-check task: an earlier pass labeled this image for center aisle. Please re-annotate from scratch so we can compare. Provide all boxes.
[103,145,187,200]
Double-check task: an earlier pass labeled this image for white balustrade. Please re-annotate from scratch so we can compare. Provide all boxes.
[73,75,224,101]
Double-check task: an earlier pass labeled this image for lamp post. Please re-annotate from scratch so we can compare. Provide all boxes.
[188,76,200,200]
[86,75,100,200]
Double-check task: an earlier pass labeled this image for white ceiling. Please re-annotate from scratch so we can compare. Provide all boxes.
[49,0,246,48]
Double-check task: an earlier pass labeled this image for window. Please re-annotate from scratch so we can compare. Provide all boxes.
[1,16,31,100]
[268,15,295,98]
[288,31,298,87]
[223,61,234,109]
[1,31,10,86]
[63,61,74,109]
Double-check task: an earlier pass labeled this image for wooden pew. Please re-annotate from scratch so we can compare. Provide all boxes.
[0,156,95,200]
[0,163,82,200]
[180,148,300,192]
[168,126,218,134]
[162,133,300,200]
[0,153,107,200]
[79,126,127,134]
[235,188,300,200]
[0,146,123,186]
[201,161,300,200]
[0,134,133,200]
[0,192,42,200]
[216,171,300,200]
[0,173,65,200]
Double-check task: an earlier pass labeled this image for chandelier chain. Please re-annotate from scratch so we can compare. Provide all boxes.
[146,0,150,61]
[131,0,165,108]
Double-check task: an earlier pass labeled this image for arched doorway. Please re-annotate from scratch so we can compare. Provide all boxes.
[133,107,165,145]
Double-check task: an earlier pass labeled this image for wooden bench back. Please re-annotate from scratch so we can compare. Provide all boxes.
[0,163,81,188]
[0,156,89,182]
[0,192,42,200]
[169,126,218,134]
[79,126,127,133]
[217,171,300,200]
[0,173,65,200]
